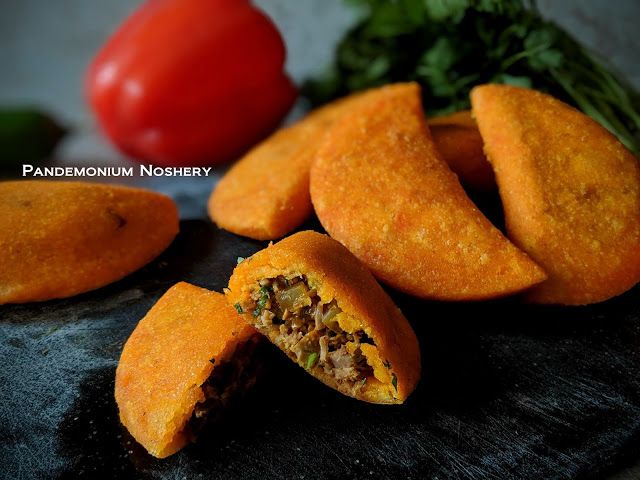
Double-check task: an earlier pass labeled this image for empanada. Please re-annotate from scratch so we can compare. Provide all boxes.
[471,84,640,304]
[310,83,546,300]
[208,91,369,240]
[115,282,259,458]
[226,231,420,405]
[428,110,495,191]
[210,95,497,240]
[0,180,178,304]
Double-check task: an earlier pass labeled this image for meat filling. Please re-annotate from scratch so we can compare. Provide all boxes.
[240,275,375,390]
[188,335,261,438]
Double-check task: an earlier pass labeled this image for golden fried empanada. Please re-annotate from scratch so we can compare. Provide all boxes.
[428,110,495,191]
[116,282,259,458]
[0,180,178,304]
[310,83,546,300]
[227,231,420,405]
[208,91,370,240]
[471,84,640,304]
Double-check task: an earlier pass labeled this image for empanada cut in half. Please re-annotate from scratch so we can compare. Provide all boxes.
[115,283,259,458]
[226,231,420,405]
[310,83,546,301]
[0,180,178,305]
[471,84,640,305]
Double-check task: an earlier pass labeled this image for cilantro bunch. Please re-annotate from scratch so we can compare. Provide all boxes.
[303,0,640,153]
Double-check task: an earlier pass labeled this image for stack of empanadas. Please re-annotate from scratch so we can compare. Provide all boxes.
[210,82,640,305]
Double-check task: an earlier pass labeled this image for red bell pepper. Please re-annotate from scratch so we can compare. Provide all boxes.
[86,0,297,166]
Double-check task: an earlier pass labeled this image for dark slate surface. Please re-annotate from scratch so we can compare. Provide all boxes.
[2,199,640,479]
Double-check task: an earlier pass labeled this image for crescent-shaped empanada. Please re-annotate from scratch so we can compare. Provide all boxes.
[310,83,546,300]
[471,84,640,304]
[0,180,178,304]
[208,91,370,240]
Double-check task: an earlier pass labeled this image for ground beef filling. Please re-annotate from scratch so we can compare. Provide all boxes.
[188,336,260,438]
[244,275,375,389]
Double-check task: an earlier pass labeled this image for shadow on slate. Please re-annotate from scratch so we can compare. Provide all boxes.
[1,220,640,480]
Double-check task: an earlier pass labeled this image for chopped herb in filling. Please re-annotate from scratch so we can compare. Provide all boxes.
[188,336,261,438]
[243,275,376,390]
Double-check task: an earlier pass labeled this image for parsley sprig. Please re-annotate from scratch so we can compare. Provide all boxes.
[303,0,640,154]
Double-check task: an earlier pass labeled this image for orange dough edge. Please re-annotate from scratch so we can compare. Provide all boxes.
[115,283,256,458]
[226,231,421,404]
[0,180,179,304]
[471,84,640,304]
[208,90,373,240]
[428,110,495,192]
[310,82,546,301]
[209,97,495,240]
